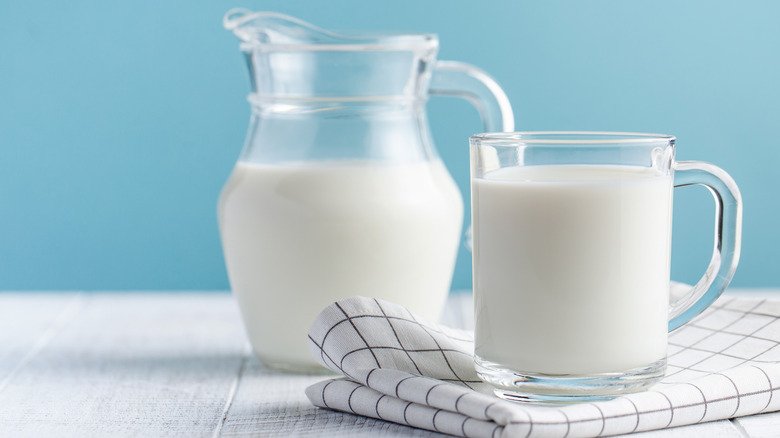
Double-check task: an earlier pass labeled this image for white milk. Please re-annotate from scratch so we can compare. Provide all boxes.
[472,165,672,375]
[219,160,463,370]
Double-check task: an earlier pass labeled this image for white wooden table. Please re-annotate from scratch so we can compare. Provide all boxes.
[0,291,778,437]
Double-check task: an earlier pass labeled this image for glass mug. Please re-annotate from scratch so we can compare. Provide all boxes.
[469,132,742,403]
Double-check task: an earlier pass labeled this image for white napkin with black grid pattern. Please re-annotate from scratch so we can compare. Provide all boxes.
[305,295,780,438]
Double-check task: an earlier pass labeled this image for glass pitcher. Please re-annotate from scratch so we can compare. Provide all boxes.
[219,9,514,372]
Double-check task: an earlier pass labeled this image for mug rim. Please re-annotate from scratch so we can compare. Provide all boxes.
[470,131,676,145]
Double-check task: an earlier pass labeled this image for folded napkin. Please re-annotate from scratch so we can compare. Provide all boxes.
[305,295,780,438]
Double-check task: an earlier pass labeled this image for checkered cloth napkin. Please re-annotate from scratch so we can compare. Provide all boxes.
[305,294,780,437]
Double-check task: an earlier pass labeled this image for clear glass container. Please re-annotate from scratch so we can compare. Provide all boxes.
[470,132,741,402]
[219,10,514,372]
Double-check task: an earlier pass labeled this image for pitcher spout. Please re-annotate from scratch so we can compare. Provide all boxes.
[223,9,439,99]
[223,9,436,50]
[224,9,346,47]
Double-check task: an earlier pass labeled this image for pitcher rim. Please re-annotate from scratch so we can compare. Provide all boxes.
[224,9,439,52]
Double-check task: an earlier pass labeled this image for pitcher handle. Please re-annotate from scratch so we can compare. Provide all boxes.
[429,61,515,132]
[668,161,743,331]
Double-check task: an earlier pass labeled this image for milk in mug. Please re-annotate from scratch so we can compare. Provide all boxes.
[219,159,463,370]
[472,165,672,375]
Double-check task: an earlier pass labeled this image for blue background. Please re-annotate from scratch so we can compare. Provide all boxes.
[1,1,778,291]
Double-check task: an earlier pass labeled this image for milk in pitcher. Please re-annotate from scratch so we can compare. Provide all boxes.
[219,159,463,370]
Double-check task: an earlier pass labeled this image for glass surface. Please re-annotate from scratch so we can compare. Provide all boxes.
[470,132,742,403]
[218,10,514,372]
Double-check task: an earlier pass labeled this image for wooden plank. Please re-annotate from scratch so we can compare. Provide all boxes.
[628,421,746,437]
[220,290,769,437]
[0,291,775,437]
[218,292,476,436]
[0,292,84,388]
[733,411,780,438]
[219,356,447,437]
[611,420,744,437]
[0,292,247,437]
[219,355,745,438]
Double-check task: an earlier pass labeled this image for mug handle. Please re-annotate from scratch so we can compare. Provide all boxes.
[429,61,515,133]
[668,161,743,331]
